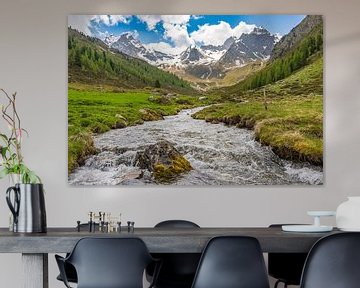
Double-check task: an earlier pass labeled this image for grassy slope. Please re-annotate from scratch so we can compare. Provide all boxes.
[193,56,323,165]
[218,62,264,87]
[215,22,323,97]
[68,88,211,173]
[68,28,195,94]
[166,61,263,91]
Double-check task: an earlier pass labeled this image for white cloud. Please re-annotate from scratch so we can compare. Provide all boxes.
[160,15,191,25]
[137,15,191,30]
[92,15,130,26]
[68,15,130,35]
[68,15,94,35]
[190,21,257,46]
[137,15,193,51]
[144,42,185,55]
[190,21,233,46]
[68,15,260,55]
[136,15,162,30]
[232,21,257,38]
[191,15,204,20]
[163,23,194,49]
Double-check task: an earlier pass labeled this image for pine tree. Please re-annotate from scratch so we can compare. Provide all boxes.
[154,79,161,88]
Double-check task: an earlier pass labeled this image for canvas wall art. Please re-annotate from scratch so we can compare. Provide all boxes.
[67,14,323,185]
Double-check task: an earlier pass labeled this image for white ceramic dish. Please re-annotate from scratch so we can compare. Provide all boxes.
[282,225,333,233]
[307,211,336,217]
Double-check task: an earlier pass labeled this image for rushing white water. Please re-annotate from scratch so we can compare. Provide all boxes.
[68,107,323,185]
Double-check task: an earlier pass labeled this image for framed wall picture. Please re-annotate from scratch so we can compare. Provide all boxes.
[67,15,323,186]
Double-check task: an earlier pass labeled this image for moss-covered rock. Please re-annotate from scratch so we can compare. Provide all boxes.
[153,156,192,183]
[134,140,192,183]
[139,108,164,121]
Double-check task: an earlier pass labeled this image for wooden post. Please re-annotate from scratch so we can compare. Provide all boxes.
[263,88,268,110]
[22,253,48,288]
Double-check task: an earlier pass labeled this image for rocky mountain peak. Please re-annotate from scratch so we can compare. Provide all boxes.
[180,45,207,63]
[223,36,236,50]
[251,27,271,35]
[102,25,277,80]
[271,15,323,60]
[104,34,120,46]
[218,28,276,67]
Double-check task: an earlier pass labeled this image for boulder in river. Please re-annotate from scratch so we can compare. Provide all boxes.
[139,108,164,121]
[134,140,192,183]
[112,114,128,129]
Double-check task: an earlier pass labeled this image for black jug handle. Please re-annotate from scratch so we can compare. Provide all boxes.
[6,186,20,224]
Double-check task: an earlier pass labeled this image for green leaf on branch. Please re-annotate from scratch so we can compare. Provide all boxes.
[0,133,9,142]
[21,128,29,137]
[0,146,8,158]
[19,164,41,184]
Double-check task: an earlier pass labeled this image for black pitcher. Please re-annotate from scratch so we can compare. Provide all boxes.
[6,183,47,233]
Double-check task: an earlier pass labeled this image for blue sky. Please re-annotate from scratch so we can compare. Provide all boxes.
[68,15,306,54]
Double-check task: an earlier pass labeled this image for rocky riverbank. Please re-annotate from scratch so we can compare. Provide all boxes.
[69,107,323,185]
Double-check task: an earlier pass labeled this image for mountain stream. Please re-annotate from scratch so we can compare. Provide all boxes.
[69,107,323,185]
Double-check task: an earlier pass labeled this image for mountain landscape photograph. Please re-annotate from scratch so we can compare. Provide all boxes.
[67,14,323,185]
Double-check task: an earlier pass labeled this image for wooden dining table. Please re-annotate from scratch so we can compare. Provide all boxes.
[0,227,339,288]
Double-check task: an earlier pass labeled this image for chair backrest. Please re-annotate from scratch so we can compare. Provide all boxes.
[155,220,200,228]
[300,232,360,288]
[191,236,270,288]
[152,220,201,283]
[268,224,308,285]
[67,237,153,288]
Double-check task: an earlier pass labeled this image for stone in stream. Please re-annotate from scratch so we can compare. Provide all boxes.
[139,108,164,121]
[134,140,192,183]
[113,114,128,129]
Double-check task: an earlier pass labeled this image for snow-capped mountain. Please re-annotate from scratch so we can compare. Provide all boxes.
[103,34,120,46]
[103,27,278,79]
[200,36,235,59]
[180,45,210,64]
[218,27,277,68]
[107,32,174,64]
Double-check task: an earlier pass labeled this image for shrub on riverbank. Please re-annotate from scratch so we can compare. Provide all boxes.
[68,131,98,174]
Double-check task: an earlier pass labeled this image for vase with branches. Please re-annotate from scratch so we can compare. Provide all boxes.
[0,88,40,184]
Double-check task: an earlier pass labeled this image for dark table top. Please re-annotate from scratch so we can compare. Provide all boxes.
[0,227,339,253]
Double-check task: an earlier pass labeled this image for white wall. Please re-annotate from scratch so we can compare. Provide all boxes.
[1,0,360,287]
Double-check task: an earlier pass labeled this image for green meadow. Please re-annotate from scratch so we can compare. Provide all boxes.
[193,57,323,165]
[68,55,323,173]
[68,87,208,173]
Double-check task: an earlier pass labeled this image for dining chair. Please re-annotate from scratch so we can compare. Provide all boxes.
[191,236,270,288]
[147,220,201,288]
[56,223,99,284]
[268,224,308,288]
[55,237,161,288]
[300,232,360,288]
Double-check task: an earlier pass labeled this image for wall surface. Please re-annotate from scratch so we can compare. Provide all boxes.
[1,0,360,287]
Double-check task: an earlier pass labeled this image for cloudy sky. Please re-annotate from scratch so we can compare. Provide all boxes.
[68,15,305,55]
